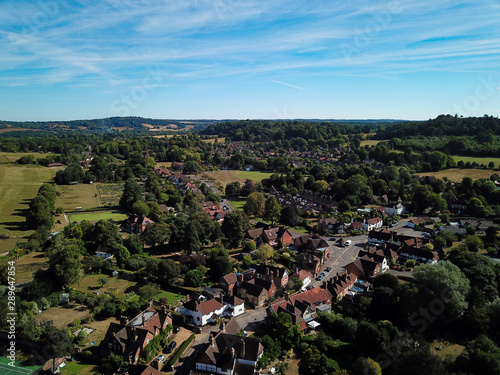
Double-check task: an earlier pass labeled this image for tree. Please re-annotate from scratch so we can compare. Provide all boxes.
[182,222,201,253]
[269,312,301,350]
[351,357,382,375]
[255,244,274,261]
[140,222,171,247]
[207,247,232,281]
[221,211,247,248]
[98,277,108,287]
[244,192,265,216]
[120,178,143,210]
[280,205,299,226]
[46,239,82,289]
[157,259,181,287]
[412,261,470,322]
[464,234,484,252]
[467,197,488,217]
[131,201,150,217]
[185,269,204,287]
[456,335,500,375]
[225,181,241,197]
[39,326,74,373]
[263,196,281,223]
[137,283,161,303]
[87,219,121,249]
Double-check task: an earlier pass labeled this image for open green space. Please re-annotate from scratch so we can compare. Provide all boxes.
[232,170,274,181]
[452,155,500,167]
[200,170,273,188]
[0,164,63,246]
[416,168,496,182]
[74,274,138,296]
[156,290,184,305]
[56,184,100,212]
[360,139,384,147]
[14,251,49,283]
[68,210,127,223]
[59,360,98,375]
[0,151,57,164]
[227,199,245,210]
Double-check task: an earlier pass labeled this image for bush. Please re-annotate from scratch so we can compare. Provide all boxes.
[166,334,195,368]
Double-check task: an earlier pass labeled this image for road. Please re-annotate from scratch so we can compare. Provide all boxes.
[190,175,235,212]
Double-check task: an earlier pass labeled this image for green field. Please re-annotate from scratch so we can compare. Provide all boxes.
[68,210,127,223]
[200,170,273,188]
[0,151,57,164]
[56,184,100,211]
[156,290,184,305]
[417,168,496,182]
[227,199,245,210]
[0,163,63,244]
[360,139,384,147]
[232,170,274,181]
[74,274,138,296]
[452,155,500,167]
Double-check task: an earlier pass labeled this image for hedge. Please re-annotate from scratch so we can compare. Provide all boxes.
[166,334,195,368]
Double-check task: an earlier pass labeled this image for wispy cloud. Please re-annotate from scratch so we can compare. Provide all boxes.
[271,79,304,90]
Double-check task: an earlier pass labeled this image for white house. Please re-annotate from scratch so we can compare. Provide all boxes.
[177,296,225,326]
[222,295,245,317]
[385,202,405,216]
[297,269,313,291]
[363,217,383,231]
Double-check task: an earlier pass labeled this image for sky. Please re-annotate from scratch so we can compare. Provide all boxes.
[1,0,500,121]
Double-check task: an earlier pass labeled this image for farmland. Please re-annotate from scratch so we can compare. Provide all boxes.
[360,139,384,147]
[14,251,49,283]
[0,151,56,164]
[452,155,500,167]
[56,183,100,211]
[416,168,496,182]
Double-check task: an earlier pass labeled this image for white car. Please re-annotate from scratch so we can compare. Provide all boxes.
[344,240,352,246]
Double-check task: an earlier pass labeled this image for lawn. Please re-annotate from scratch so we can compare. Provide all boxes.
[452,155,500,167]
[59,360,99,375]
[156,290,184,305]
[13,252,49,283]
[199,170,273,188]
[83,317,121,346]
[416,168,496,182]
[68,210,127,223]
[74,274,138,296]
[56,184,100,211]
[0,164,63,244]
[430,340,465,361]
[227,199,245,210]
[35,304,92,329]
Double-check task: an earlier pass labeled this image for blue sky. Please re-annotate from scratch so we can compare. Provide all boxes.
[1,0,500,121]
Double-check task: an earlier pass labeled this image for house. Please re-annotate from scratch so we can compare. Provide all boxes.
[194,330,264,374]
[237,279,276,307]
[267,287,332,330]
[222,295,245,317]
[116,365,163,375]
[398,246,439,263]
[345,258,382,279]
[385,202,405,216]
[449,197,468,214]
[368,229,397,246]
[123,215,154,234]
[362,245,399,264]
[100,304,173,365]
[297,269,313,290]
[218,273,238,296]
[154,167,171,178]
[317,218,339,234]
[293,234,331,260]
[296,253,322,275]
[177,295,225,326]
[357,250,389,272]
[349,221,364,232]
[245,226,293,248]
[324,271,357,301]
[363,217,383,231]
[459,219,495,232]
[254,265,289,287]
[406,217,433,229]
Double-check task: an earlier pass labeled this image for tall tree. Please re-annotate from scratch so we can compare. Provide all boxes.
[263,196,281,224]
[120,178,143,211]
[221,211,248,248]
[243,192,265,216]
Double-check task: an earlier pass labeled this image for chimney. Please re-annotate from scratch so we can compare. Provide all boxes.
[284,291,289,301]
[217,292,223,303]
[186,294,190,302]
[142,313,146,326]
[194,301,199,312]
[162,305,167,315]
[237,273,243,283]
[221,320,226,332]
[241,338,245,358]
[209,333,215,347]
[149,300,153,307]
[128,354,133,364]
[133,327,138,342]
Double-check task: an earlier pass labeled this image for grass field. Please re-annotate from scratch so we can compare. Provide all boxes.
[95,183,124,207]
[56,184,100,211]
[360,139,384,147]
[200,170,273,187]
[227,199,245,210]
[59,360,98,375]
[68,210,127,223]
[201,137,225,144]
[74,274,138,296]
[416,168,496,182]
[156,290,184,305]
[0,357,39,375]
[0,164,63,243]
[14,252,49,283]
[452,155,500,166]
[35,304,92,330]
[0,151,56,164]
[83,317,121,346]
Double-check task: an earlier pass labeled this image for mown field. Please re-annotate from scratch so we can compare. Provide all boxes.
[416,168,496,182]
[68,210,127,224]
[452,155,500,167]
[0,151,56,164]
[0,163,63,243]
[201,170,273,187]
[360,139,384,147]
[74,274,139,296]
[15,251,49,283]
[56,183,100,211]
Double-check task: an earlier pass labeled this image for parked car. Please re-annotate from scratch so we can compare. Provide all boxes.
[326,266,332,272]
[344,240,352,246]
[173,325,180,333]
[165,341,177,353]
[157,355,165,363]
[316,275,324,281]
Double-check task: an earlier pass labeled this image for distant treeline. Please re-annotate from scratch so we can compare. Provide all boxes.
[0,117,218,134]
